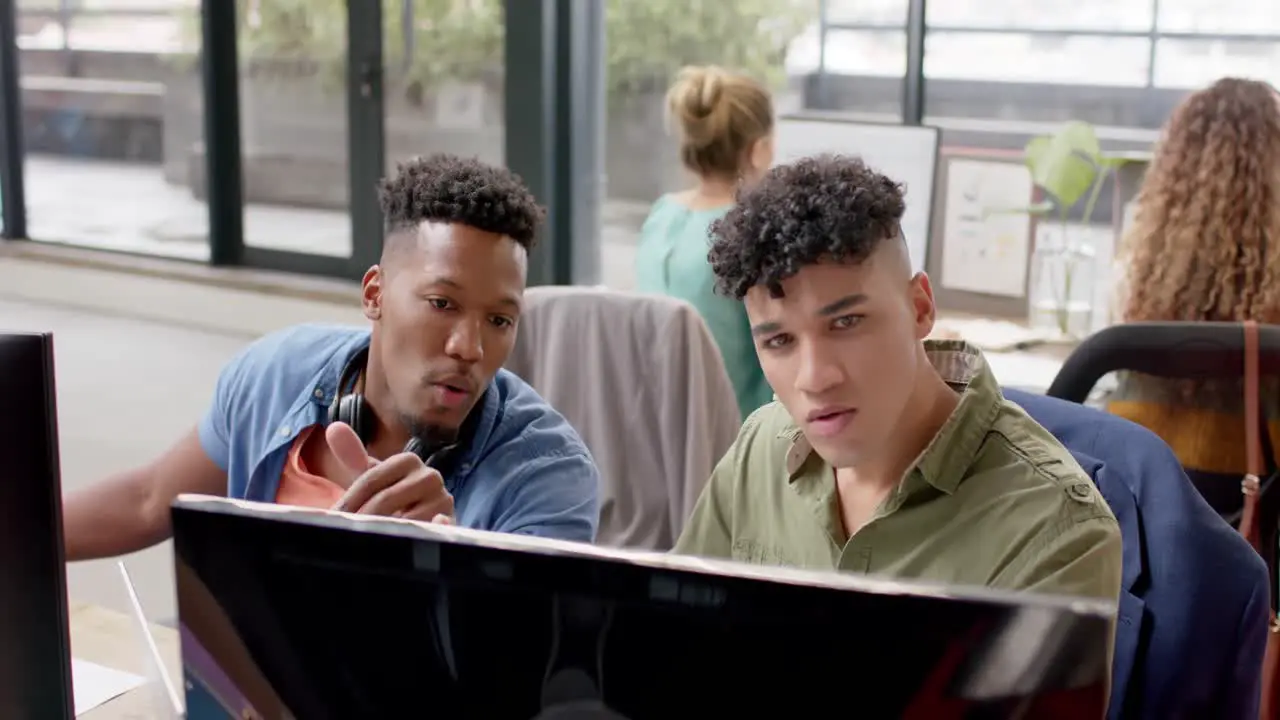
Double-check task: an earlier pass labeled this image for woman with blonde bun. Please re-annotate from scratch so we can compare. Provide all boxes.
[635,65,776,420]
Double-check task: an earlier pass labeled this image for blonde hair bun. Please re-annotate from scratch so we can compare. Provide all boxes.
[667,65,732,146]
[664,65,775,179]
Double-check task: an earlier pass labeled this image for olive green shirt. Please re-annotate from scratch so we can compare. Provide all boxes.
[674,340,1123,601]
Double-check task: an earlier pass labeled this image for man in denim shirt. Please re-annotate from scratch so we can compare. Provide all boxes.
[63,155,600,560]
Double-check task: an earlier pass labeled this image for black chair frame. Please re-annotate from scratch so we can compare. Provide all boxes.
[1047,321,1280,606]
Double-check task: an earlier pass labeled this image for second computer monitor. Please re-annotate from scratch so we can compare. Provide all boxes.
[0,332,73,719]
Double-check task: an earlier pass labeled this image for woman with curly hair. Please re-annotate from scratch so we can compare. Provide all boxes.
[1109,77,1280,502]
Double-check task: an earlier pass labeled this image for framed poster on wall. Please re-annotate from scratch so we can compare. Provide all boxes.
[926,151,1038,319]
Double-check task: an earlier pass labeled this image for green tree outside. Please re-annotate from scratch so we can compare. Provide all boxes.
[224,0,813,101]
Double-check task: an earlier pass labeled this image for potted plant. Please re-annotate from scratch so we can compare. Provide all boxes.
[1013,120,1131,338]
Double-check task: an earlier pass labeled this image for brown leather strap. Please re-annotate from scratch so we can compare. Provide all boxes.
[1264,612,1280,720]
[1241,320,1263,552]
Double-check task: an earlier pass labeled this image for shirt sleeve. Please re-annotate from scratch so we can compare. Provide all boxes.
[996,517,1124,600]
[196,342,256,472]
[491,450,600,543]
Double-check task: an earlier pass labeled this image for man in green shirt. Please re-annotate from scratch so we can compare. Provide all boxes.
[675,153,1122,601]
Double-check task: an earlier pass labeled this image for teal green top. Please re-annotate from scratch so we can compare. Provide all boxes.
[635,194,772,420]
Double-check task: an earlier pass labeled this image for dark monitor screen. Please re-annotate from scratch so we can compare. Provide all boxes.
[172,497,1113,720]
[170,497,1111,717]
[0,332,72,719]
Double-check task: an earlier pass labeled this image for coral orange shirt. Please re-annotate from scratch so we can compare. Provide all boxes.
[274,425,345,509]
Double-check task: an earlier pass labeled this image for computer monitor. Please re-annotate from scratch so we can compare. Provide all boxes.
[172,496,1114,720]
[0,332,73,719]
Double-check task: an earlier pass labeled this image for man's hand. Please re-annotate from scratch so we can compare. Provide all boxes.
[325,422,455,522]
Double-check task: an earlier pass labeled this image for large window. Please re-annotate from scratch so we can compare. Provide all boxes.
[224,0,505,265]
[803,0,1280,135]
[5,1,1275,287]
[2,0,513,280]
[798,0,908,121]
[17,0,209,259]
[232,0,355,260]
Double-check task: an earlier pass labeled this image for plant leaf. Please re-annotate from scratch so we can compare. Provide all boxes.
[1024,122,1101,209]
[1056,120,1103,161]
[1024,136,1051,172]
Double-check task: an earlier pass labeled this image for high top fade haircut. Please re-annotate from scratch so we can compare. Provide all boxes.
[708,153,907,299]
[377,153,546,258]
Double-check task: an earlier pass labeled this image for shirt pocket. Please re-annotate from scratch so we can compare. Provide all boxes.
[731,538,797,568]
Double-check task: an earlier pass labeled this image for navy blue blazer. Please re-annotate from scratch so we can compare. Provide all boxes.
[1006,389,1269,719]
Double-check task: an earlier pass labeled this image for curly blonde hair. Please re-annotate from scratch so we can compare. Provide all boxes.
[1122,77,1280,323]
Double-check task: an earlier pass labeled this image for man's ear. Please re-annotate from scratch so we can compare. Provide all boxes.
[361,266,383,321]
[910,272,936,341]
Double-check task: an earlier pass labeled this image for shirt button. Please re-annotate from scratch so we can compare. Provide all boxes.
[1067,482,1095,503]
[278,425,291,437]
[313,388,325,399]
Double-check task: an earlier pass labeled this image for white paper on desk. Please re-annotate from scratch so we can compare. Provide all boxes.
[930,316,1054,352]
[985,351,1065,394]
[71,657,145,716]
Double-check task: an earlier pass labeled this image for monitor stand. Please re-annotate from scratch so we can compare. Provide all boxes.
[536,593,630,720]
[533,700,629,720]
[534,669,629,720]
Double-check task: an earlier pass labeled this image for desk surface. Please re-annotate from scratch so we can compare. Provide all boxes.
[70,603,181,719]
[930,314,1076,394]
[986,342,1072,394]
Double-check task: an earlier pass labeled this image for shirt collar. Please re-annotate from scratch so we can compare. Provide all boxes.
[779,339,1004,494]
[305,333,501,484]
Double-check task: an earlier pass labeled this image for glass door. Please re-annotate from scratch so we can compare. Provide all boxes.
[235,0,385,280]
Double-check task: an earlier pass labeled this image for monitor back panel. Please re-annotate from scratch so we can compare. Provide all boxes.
[0,332,73,718]
[173,499,1111,720]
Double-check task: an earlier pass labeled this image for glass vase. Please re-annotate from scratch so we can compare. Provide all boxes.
[1028,233,1096,340]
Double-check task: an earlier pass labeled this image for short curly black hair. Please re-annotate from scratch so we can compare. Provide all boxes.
[708,153,907,299]
[378,153,545,252]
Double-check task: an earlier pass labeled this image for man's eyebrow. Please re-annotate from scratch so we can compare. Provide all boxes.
[422,278,520,309]
[818,294,868,316]
[751,320,782,337]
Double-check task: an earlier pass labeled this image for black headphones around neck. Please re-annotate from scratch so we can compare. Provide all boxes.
[327,348,430,461]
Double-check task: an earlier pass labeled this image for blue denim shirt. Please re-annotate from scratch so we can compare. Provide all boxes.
[196,324,600,543]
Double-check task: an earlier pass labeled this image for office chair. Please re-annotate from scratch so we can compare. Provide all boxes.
[1047,320,1280,569]
[1046,321,1280,403]
[1007,388,1269,719]
[1045,321,1280,718]
[1048,321,1280,509]
[505,286,741,550]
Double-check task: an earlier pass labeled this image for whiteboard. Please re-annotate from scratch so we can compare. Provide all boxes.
[773,116,940,273]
